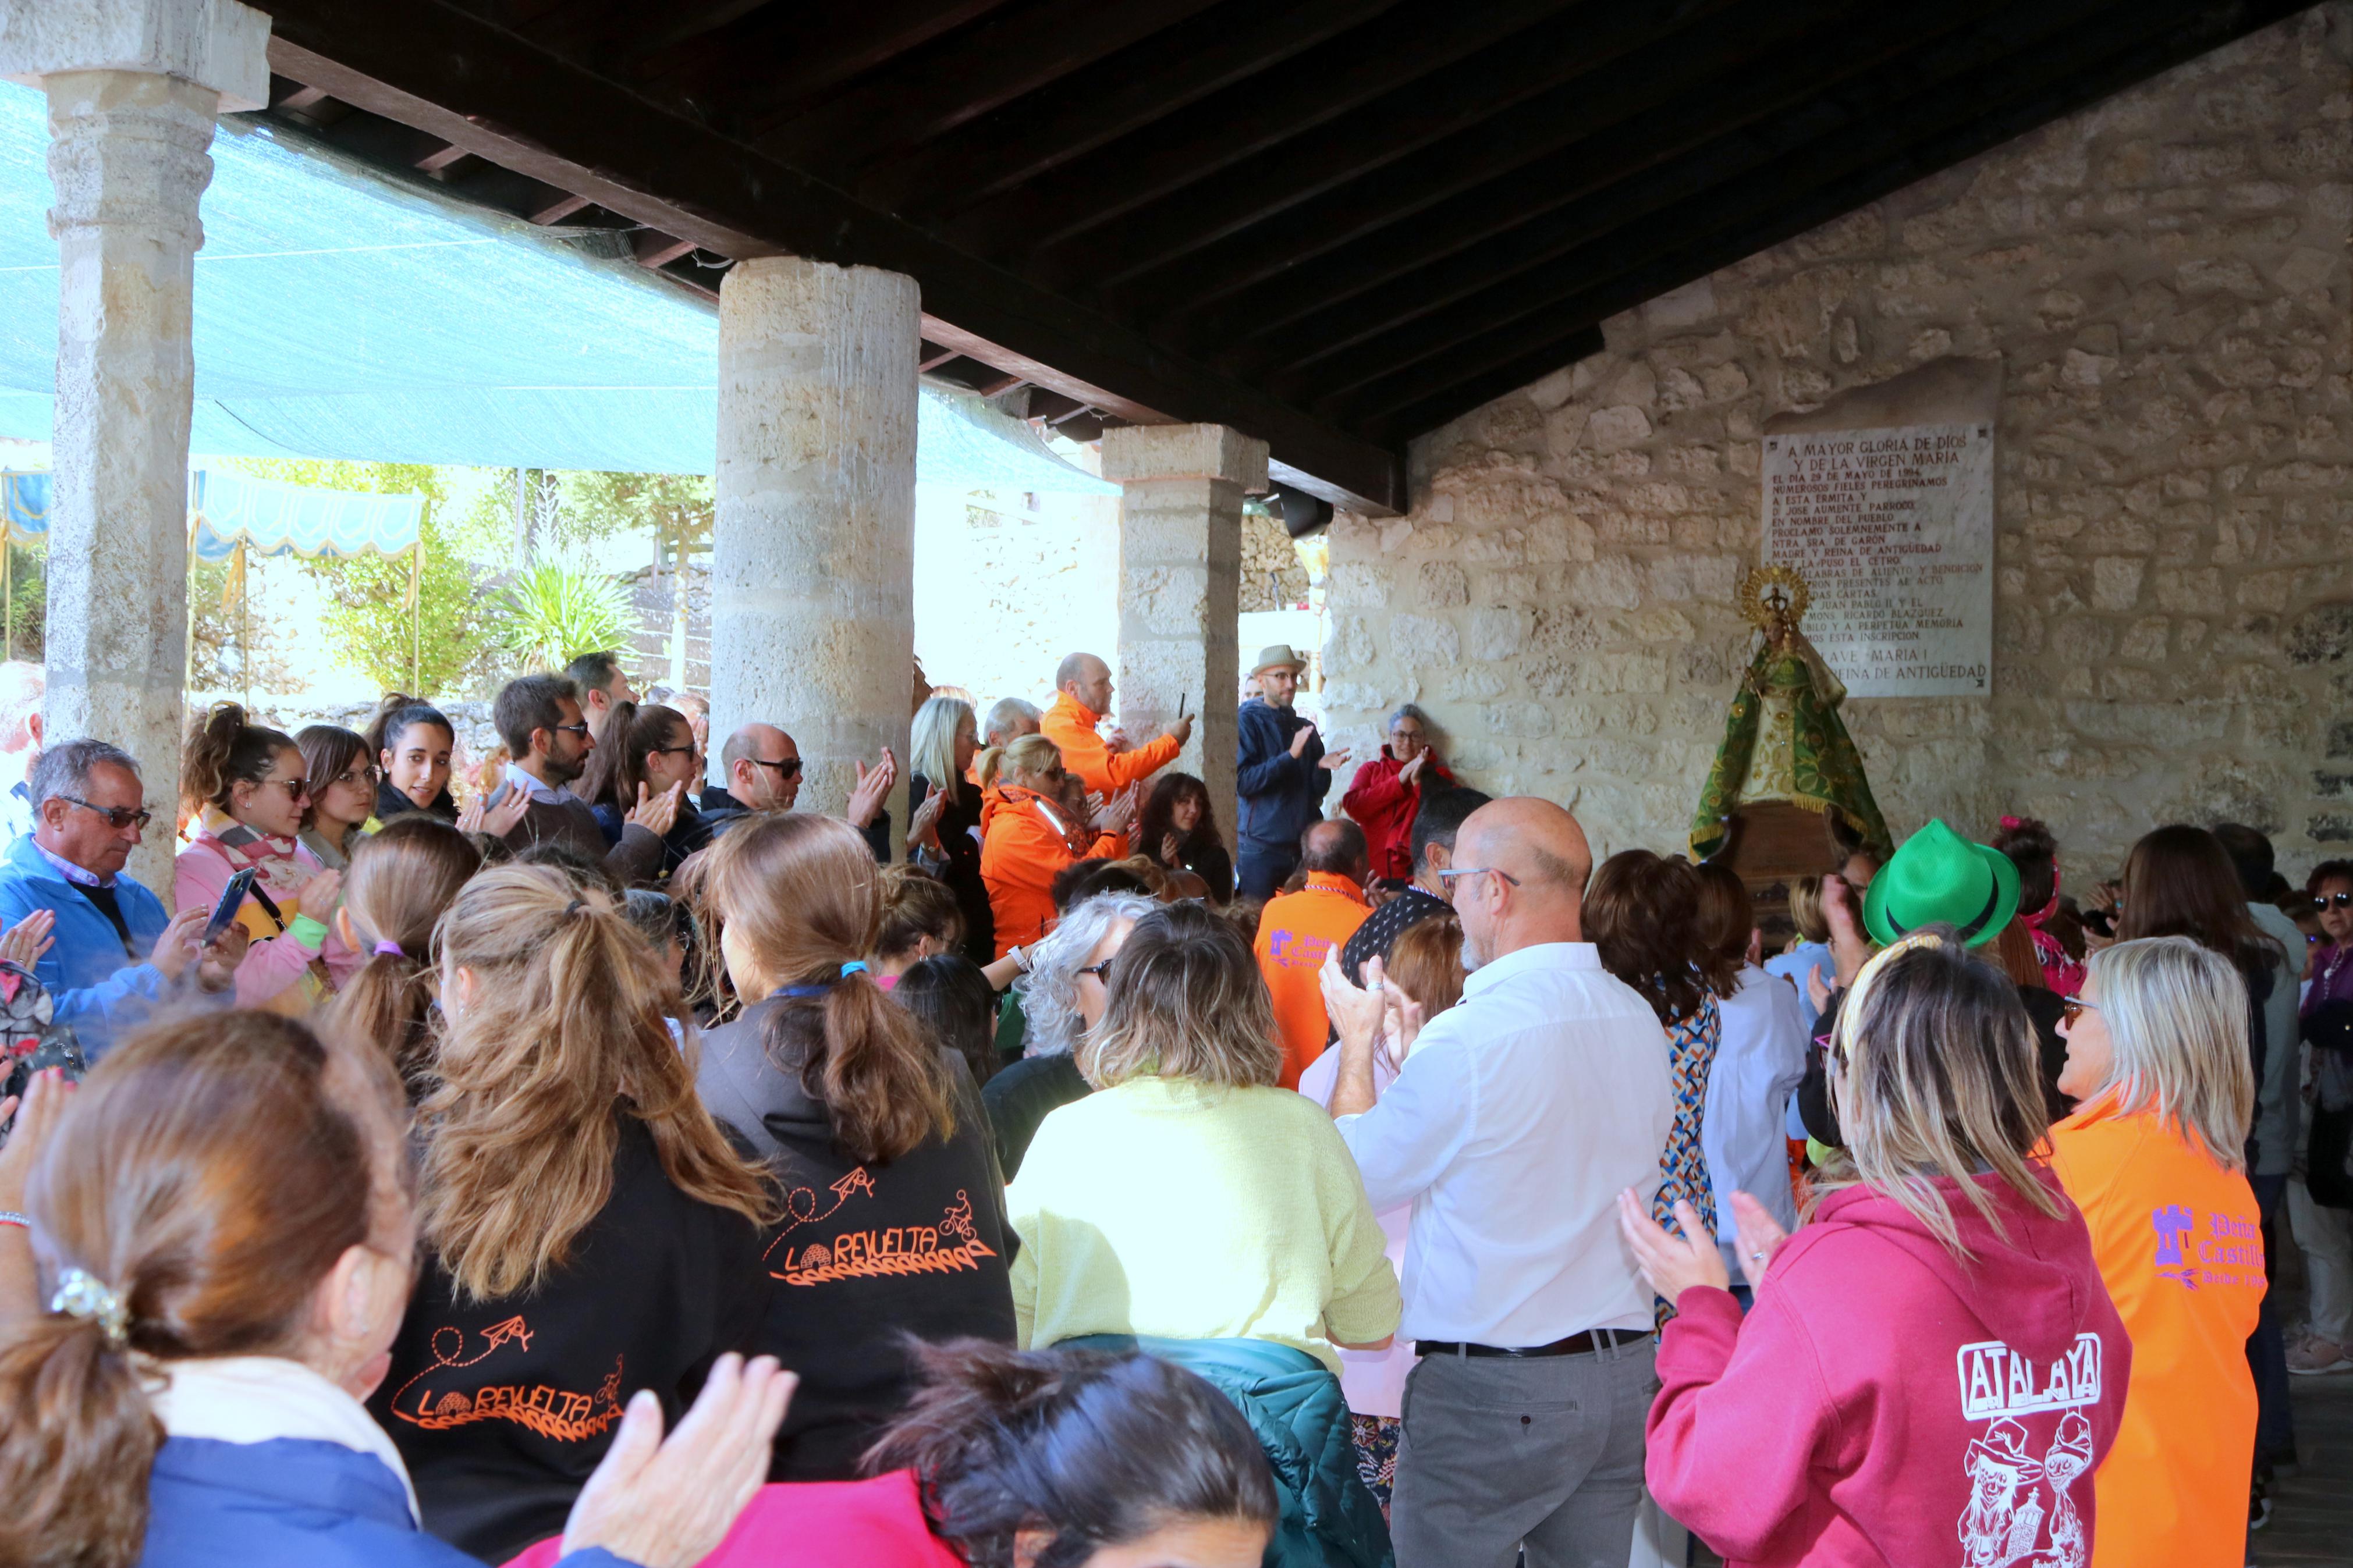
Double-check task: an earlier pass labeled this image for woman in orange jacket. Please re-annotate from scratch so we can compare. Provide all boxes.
[2049,934,2265,1568]
[977,735,1134,958]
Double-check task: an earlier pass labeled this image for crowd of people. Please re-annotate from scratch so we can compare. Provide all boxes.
[0,641,2337,1568]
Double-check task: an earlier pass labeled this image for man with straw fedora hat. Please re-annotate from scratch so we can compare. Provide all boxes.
[1236,643,1351,898]
[1793,819,2022,1150]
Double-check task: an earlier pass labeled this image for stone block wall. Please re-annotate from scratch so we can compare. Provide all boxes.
[1321,6,2353,879]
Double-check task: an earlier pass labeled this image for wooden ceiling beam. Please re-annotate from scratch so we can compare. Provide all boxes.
[1237,0,2085,383]
[529,191,594,224]
[748,0,1227,170]
[635,0,1013,117]
[1344,0,2312,435]
[1066,0,1769,291]
[1120,0,1944,322]
[275,81,331,112]
[632,230,699,269]
[860,0,1408,219]
[947,0,1590,257]
[254,0,1405,514]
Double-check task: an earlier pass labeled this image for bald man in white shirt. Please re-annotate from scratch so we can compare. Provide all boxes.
[1322,797,1673,1568]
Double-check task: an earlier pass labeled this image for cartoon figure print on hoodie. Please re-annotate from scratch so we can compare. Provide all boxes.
[1644,1166,2131,1568]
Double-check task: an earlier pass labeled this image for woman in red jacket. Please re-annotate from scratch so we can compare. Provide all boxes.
[1339,705,1453,884]
[1617,930,2130,1568]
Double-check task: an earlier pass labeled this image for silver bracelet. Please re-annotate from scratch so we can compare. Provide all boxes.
[0,1210,30,1230]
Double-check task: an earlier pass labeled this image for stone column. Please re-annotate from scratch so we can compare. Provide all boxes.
[712,257,919,835]
[1100,425,1269,852]
[1,0,269,898]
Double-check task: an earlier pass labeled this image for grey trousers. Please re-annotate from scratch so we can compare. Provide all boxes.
[1389,1336,1657,1568]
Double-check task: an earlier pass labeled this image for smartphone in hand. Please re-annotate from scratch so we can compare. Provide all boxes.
[204,867,260,944]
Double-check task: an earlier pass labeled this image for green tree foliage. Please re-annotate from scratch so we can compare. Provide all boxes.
[494,563,629,673]
[218,458,497,699]
[558,471,712,555]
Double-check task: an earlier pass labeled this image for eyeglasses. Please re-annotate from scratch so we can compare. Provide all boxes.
[1077,958,1115,984]
[1436,866,1521,888]
[751,756,802,779]
[2059,995,2100,1028]
[58,795,152,831]
[331,766,384,789]
[264,777,310,800]
[549,722,590,739]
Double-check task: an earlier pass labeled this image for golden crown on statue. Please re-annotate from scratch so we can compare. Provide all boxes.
[1737,563,1811,632]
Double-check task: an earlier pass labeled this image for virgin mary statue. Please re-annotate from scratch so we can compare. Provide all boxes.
[1689,565,1891,863]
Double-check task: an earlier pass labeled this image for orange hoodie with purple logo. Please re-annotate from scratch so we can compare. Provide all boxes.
[2047,1092,2261,1568]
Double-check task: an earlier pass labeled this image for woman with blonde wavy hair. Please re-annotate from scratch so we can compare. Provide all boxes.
[2049,936,2262,1566]
[321,814,480,1098]
[1618,929,2132,1568]
[686,811,1013,1483]
[369,865,774,1562]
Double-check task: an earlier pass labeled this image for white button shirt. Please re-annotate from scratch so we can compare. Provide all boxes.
[1335,941,1673,1344]
[1702,963,1808,1281]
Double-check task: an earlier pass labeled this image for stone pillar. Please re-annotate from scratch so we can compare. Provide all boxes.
[712,257,919,834]
[0,0,269,899]
[1100,425,1269,852]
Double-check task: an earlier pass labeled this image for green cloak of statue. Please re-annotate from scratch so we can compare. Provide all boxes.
[1689,577,1891,863]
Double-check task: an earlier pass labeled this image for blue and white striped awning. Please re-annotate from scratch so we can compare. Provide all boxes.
[1,469,422,561]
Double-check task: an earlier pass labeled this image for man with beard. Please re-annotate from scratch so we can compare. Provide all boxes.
[488,673,676,884]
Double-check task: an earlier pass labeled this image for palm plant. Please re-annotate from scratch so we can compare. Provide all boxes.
[493,563,630,672]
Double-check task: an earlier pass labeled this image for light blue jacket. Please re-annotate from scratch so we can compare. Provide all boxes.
[0,831,176,1058]
[143,1435,634,1568]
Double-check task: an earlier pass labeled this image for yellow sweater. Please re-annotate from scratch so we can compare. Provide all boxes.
[1006,1076,1400,1374]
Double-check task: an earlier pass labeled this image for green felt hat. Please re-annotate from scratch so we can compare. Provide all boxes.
[1862,819,2020,948]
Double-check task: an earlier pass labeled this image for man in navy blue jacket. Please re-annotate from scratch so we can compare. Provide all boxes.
[1234,645,1351,898]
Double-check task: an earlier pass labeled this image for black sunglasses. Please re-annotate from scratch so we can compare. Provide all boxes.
[59,795,152,831]
[549,721,590,738]
[751,756,803,779]
[2320,891,2353,910]
[1077,958,1115,983]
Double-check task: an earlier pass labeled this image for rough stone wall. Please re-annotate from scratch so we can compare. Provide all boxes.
[1240,511,1309,611]
[911,484,1121,713]
[1322,7,2353,879]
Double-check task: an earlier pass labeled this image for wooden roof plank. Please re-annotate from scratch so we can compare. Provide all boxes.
[946,0,1592,257]
[254,0,1406,512]
[1348,0,2315,435]
[858,0,1406,218]
[747,0,1229,170]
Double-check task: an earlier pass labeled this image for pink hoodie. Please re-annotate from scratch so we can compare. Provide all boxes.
[1646,1167,2130,1568]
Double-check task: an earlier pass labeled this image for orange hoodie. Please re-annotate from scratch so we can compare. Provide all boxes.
[1040,692,1181,800]
[2047,1091,2262,1568]
[1252,872,1371,1089]
[979,784,1122,958]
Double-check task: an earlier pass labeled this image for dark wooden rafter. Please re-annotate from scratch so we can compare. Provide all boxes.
[247,0,2317,514]
[631,230,698,269]
[631,0,1017,121]
[1061,0,1771,292]
[747,0,1227,168]
[528,191,594,225]
[945,0,1597,258]
[254,0,1406,513]
[1125,0,1977,331]
[1350,0,2317,438]
[854,0,1405,217]
[1240,0,2118,388]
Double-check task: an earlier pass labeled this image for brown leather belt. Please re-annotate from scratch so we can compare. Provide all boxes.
[1415,1327,1640,1359]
